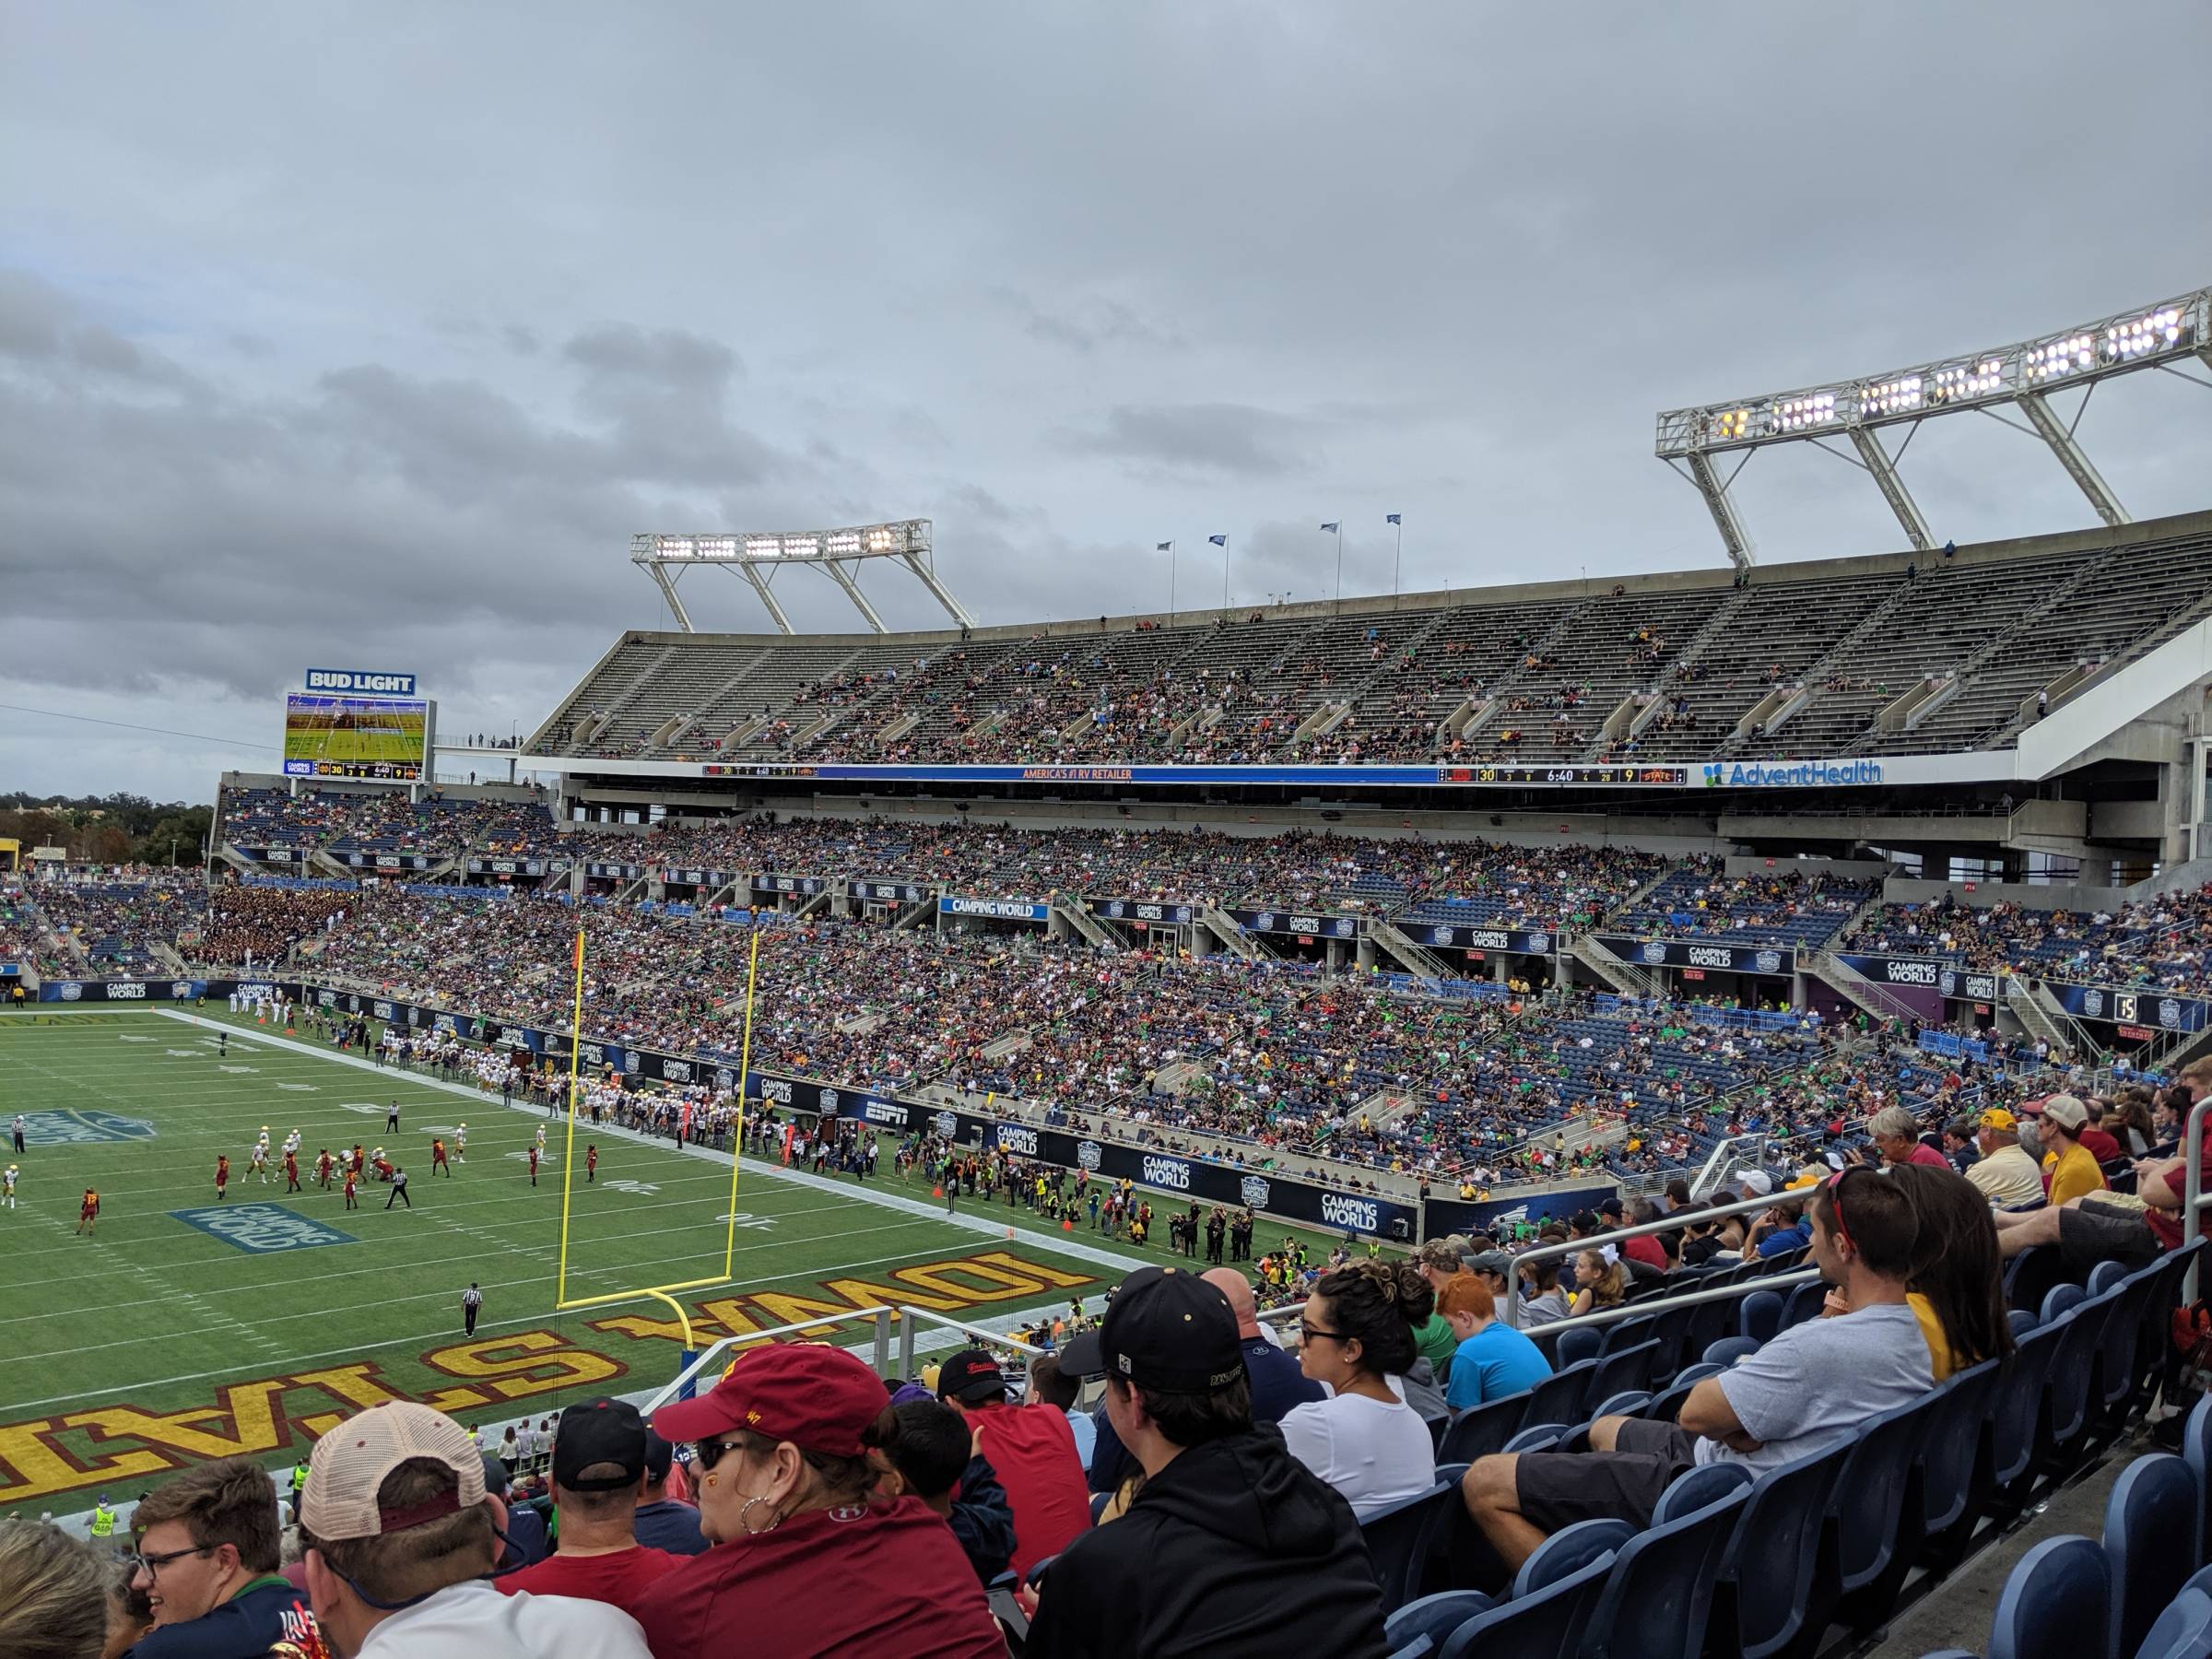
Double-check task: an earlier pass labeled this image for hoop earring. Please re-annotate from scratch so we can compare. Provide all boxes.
[737,1495,782,1536]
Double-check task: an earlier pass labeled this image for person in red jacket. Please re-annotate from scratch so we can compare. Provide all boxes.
[635,1344,1004,1659]
[935,1348,1090,1579]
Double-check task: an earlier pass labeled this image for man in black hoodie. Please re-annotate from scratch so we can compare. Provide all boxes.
[1030,1265,1389,1658]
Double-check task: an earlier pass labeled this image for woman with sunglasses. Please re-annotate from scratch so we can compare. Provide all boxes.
[1279,1259,1439,1515]
[634,1344,1006,1659]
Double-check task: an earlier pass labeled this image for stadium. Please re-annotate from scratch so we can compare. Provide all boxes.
[6,100,2212,1659]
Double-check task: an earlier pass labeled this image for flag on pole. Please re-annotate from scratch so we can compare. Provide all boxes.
[1386,513,1402,525]
[1156,541,1172,551]
[1208,534,1227,547]
[1320,522,1339,533]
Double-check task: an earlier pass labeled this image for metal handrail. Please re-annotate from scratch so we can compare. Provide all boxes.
[1498,1185,1811,1329]
[2183,1095,2211,1301]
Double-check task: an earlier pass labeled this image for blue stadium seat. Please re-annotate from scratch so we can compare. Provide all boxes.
[1361,1477,1460,1614]
[1682,1291,1738,1362]
[1555,1324,1605,1369]
[1647,1364,1723,1424]
[2093,1268,2162,1430]
[1703,1335,1761,1368]
[1436,1549,1615,1659]
[2088,1259,2130,1296]
[2042,1289,2125,1471]
[1991,1319,2066,1495]
[2007,1308,2040,1342]
[2132,1565,2212,1659]
[2105,1453,2200,1659]
[1088,1491,1110,1524]
[2183,1394,2212,1569]
[1384,1591,1489,1657]
[1579,1486,1750,1659]
[1513,1517,1634,1593]
[1985,1535,2110,1659]
[1385,1641,1435,1659]
[1739,1289,1783,1345]
[2041,1283,2088,1324]
[1779,1278,1829,1332]
[1715,1433,1853,1659]
[1830,1391,1943,1629]
[1583,1339,1663,1407]
[1920,1359,2002,1565]
[1590,1390,1653,1421]
[1651,1461,1751,1524]
[1439,1388,1534,1465]
[1599,1312,1660,1358]
[1502,1423,1568,1454]
[1522,1359,1598,1429]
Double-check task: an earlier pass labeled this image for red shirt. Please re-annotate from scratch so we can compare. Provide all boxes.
[2145,1138,2212,1250]
[1903,1142,1951,1170]
[1622,1233,1668,1271]
[632,1498,1003,1659]
[966,1399,1091,1578]
[494,1544,678,1617]
[2078,1127,2123,1165]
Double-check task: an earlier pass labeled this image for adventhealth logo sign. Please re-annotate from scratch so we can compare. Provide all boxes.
[1704,759,1884,788]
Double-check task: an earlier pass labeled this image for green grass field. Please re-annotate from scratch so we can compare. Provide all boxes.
[0,1008,1352,1518]
[282,701,426,766]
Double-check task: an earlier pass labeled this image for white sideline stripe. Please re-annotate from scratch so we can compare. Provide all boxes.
[153,1009,1161,1278]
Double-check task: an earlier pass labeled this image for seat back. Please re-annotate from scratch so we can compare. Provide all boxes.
[1590,1390,1653,1421]
[1522,1359,1598,1428]
[1437,1548,1616,1659]
[2041,1281,2088,1324]
[2045,1288,2124,1458]
[1513,1516,1634,1594]
[1382,1589,1490,1658]
[1991,1319,2066,1488]
[1437,1387,1532,1464]
[1681,1290,1736,1361]
[1986,1535,2110,1659]
[1652,1461,1751,1524]
[1599,1312,1659,1358]
[2104,1453,2201,1659]
[2007,1308,2039,1341]
[1359,1478,1456,1614]
[1580,1488,1750,1659]
[1779,1277,1829,1332]
[1720,1434,1852,1659]
[1555,1324,1605,1369]
[2087,1258,2129,1295]
[1738,1289,1783,1345]
[1921,1359,2001,1538]
[1830,1391,1942,1604]
[1582,1339,1663,1408]
[2132,1582,2212,1659]
[2095,1269,2160,1416]
[2184,1394,2212,1569]
[1702,1335,1760,1368]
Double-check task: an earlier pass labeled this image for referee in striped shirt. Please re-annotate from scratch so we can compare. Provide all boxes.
[463,1281,484,1335]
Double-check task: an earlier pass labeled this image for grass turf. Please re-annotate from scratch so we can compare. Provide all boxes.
[0,1007,1355,1516]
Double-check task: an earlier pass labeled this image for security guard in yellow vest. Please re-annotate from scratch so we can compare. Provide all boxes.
[88,1496,117,1549]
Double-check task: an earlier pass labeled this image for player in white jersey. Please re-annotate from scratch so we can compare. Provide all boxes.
[534,1124,547,1154]
[3,1165,17,1208]
[454,1124,467,1162]
[283,1129,302,1159]
[250,1129,272,1182]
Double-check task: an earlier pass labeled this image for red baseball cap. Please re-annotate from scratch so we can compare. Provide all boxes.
[652,1343,888,1457]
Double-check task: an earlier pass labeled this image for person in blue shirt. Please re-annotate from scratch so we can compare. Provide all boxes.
[123,1456,324,1657]
[1439,1273,1553,1414]
[1749,1194,1814,1258]
[629,1433,708,1556]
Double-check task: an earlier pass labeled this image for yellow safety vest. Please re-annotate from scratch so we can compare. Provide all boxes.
[89,1504,116,1537]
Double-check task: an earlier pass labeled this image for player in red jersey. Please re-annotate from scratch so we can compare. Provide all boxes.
[76,1188,100,1233]
[284,1150,300,1193]
[215,1155,230,1200]
[343,1167,359,1210]
[527,1145,540,1187]
[586,1144,599,1183]
[431,1136,451,1176]
[316,1148,335,1188]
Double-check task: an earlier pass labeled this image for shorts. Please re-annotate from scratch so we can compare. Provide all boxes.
[1512,1417,1700,1535]
[2056,1196,2161,1274]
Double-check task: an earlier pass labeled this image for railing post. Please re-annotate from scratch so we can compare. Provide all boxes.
[2185,1097,2210,1303]
[900,1313,918,1381]
[872,1308,891,1376]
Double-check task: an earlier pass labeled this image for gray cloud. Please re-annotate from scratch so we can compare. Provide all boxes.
[1,1,2207,802]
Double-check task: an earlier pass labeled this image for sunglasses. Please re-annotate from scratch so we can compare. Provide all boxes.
[1299,1323,1350,1345]
[692,1437,747,1472]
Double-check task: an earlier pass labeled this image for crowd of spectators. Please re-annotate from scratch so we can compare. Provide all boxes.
[1839,882,2212,993]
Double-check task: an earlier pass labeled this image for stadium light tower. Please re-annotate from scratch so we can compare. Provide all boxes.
[629,519,976,635]
[1655,286,2211,571]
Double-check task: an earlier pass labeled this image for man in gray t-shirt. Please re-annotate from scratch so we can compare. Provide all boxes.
[1459,1167,1938,1572]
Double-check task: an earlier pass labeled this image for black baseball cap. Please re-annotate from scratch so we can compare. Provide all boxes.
[641,1430,675,1483]
[552,1396,648,1492]
[935,1349,1010,1406]
[1059,1266,1242,1393]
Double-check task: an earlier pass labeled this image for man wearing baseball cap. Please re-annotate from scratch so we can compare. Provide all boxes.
[298,1400,653,1658]
[630,1430,708,1556]
[1965,1108,2045,1208]
[1026,1266,1389,1656]
[634,1342,1006,1659]
[491,1397,677,1616]
[2031,1094,2110,1208]
[935,1347,1090,1579]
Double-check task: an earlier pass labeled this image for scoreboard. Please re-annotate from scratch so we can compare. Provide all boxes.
[1438,764,1689,786]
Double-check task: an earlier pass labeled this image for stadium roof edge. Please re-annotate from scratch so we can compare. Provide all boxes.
[588,505,2212,654]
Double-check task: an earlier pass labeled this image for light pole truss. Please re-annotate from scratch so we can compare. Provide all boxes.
[1654,286,2211,571]
[628,520,976,635]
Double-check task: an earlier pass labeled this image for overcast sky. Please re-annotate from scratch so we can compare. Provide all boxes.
[4,2,2209,804]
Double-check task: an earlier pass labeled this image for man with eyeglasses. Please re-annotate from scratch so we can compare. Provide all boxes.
[124,1454,322,1656]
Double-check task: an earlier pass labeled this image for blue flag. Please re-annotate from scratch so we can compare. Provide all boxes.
[1386,513,1401,525]
[1156,541,1172,551]
[1208,534,1227,547]
[1320,522,1339,533]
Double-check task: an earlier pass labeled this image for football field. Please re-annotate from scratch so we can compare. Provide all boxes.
[0,1007,1337,1518]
